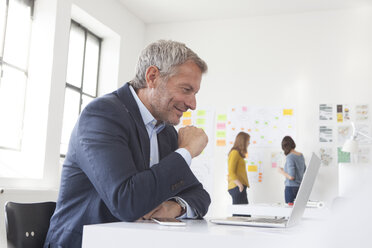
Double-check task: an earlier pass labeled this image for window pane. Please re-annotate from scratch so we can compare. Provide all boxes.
[0,64,27,149]
[82,33,99,96]
[81,94,94,112]
[66,23,85,88]
[3,0,32,70]
[0,0,7,57]
[60,87,80,155]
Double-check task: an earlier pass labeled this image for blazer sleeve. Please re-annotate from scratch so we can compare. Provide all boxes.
[75,98,206,221]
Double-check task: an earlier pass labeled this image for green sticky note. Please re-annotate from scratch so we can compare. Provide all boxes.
[196,118,206,125]
[217,114,227,121]
[216,131,226,138]
[338,147,350,163]
[197,110,206,116]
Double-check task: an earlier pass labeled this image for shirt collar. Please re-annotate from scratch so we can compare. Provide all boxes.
[129,85,165,133]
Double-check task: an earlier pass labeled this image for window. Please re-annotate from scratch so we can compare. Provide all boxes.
[0,0,33,150]
[60,21,101,156]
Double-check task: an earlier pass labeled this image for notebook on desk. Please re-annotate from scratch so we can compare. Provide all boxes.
[210,153,321,228]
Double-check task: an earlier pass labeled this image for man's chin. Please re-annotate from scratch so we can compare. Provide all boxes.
[166,116,181,126]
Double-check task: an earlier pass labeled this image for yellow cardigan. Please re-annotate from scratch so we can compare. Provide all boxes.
[227,149,249,190]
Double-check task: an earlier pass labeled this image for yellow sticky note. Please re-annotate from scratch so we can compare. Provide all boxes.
[247,165,258,172]
[183,111,192,118]
[283,109,293,116]
[182,119,192,126]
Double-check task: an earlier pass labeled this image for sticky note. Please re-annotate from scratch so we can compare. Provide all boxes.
[283,109,293,116]
[242,106,248,112]
[217,114,227,121]
[183,111,192,118]
[217,131,226,138]
[182,119,192,126]
[217,123,226,129]
[248,165,258,172]
[196,118,205,125]
[197,110,206,116]
[216,139,226,146]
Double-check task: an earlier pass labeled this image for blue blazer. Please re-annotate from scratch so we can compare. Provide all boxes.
[44,83,211,248]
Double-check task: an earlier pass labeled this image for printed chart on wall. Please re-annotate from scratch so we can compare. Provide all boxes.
[226,106,296,148]
[319,104,371,165]
[175,107,215,195]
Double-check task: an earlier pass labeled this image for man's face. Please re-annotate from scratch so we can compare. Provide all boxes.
[150,61,202,125]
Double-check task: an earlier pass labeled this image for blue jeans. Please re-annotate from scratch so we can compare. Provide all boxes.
[228,186,248,204]
[285,186,299,204]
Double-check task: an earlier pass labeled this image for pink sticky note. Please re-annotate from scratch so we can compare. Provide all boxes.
[272,162,277,168]
[217,123,226,129]
[242,106,248,112]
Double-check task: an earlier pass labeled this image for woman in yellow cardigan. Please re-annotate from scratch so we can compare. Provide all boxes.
[227,132,250,204]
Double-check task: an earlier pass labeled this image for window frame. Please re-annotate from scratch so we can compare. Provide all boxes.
[0,0,34,151]
[60,20,101,157]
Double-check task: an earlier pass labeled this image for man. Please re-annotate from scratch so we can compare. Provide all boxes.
[44,40,211,248]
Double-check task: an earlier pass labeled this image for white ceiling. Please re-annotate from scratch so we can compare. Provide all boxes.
[119,0,372,24]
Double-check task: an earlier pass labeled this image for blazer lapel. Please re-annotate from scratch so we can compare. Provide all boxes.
[116,83,150,168]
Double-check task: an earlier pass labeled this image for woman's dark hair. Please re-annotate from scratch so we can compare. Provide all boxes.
[281,136,296,156]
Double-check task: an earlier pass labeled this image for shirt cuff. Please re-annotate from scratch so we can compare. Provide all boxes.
[175,148,192,166]
[170,197,197,219]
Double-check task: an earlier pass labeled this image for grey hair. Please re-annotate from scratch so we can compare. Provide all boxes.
[130,40,208,90]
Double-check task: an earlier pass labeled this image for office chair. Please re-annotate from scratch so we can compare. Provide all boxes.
[5,201,56,248]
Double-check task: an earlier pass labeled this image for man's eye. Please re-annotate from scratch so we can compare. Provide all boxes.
[183,88,191,93]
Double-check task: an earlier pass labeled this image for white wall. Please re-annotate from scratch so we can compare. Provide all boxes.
[145,7,372,216]
[0,0,145,245]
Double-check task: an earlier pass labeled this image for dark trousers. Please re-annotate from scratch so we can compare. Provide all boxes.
[285,186,299,204]
[228,186,248,205]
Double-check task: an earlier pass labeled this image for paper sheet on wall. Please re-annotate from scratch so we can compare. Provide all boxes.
[319,147,333,166]
[245,150,264,183]
[271,151,284,168]
[337,125,352,145]
[319,104,333,121]
[319,126,333,142]
[358,147,370,164]
[355,104,368,121]
[338,147,350,163]
[337,104,351,123]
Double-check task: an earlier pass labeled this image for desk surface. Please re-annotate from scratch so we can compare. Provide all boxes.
[82,218,319,248]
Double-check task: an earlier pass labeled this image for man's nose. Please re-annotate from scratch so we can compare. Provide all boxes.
[185,95,196,110]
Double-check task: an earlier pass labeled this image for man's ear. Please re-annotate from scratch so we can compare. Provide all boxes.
[145,66,160,88]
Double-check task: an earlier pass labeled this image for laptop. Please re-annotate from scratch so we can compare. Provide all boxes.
[210,153,321,228]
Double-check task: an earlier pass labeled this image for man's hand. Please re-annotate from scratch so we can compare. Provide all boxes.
[141,201,183,220]
[178,126,208,158]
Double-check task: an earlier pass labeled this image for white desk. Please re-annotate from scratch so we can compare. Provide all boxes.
[82,218,318,248]
[230,204,330,219]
